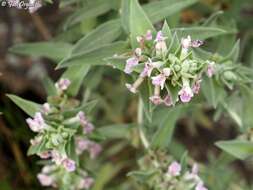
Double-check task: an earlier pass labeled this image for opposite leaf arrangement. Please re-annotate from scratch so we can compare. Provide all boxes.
[6,0,253,190]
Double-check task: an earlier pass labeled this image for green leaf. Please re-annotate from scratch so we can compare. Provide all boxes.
[66,137,79,164]
[143,0,197,24]
[97,124,135,139]
[201,77,226,108]
[121,0,130,33]
[7,94,41,117]
[139,81,153,123]
[127,170,157,182]
[9,42,72,61]
[165,83,180,105]
[27,139,47,156]
[72,19,122,55]
[172,26,235,40]
[215,140,253,160]
[221,40,240,62]
[62,65,90,96]
[168,33,180,54]
[42,76,57,96]
[92,164,122,190]
[64,0,112,29]
[57,42,128,68]
[222,94,243,128]
[151,106,183,149]
[202,10,224,26]
[162,20,172,42]
[62,100,98,118]
[129,0,154,48]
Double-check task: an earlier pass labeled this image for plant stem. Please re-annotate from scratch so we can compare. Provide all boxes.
[138,97,150,149]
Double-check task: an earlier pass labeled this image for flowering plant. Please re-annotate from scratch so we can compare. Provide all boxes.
[9,78,101,189]
[5,0,253,189]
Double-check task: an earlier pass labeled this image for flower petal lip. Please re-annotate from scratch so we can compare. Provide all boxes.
[178,86,194,103]
[151,74,167,89]
[167,161,182,176]
[124,57,139,74]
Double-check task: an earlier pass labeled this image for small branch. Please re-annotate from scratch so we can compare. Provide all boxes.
[31,13,52,40]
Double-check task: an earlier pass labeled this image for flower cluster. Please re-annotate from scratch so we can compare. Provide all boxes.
[26,78,101,189]
[135,153,208,190]
[124,29,216,106]
[166,161,208,190]
[37,164,94,189]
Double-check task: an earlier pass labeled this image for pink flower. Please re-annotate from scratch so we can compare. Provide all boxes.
[155,31,167,56]
[178,86,194,103]
[192,80,202,94]
[29,0,42,13]
[79,177,94,189]
[37,173,54,186]
[134,48,142,57]
[38,151,51,159]
[140,59,154,78]
[168,161,181,176]
[77,111,88,126]
[206,61,215,77]
[124,57,139,74]
[191,40,204,48]
[155,40,167,56]
[181,36,203,49]
[51,150,63,165]
[55,78,71,91]
[145,30,153,41]
[42,103,50,114]
[181,36,192,49]
[84,122,94,134]
[62,158,76,172]
[26,112,46,132]
[88,143,102,159]
[42,165,56,174]
[192,163,199,175]
[196,182,208,190]
[155,31,166,42]
[76,138,91,154]
[163,94,173,107]
[140,59,163,78]
[151,68,170,89]
[149,95,163,105]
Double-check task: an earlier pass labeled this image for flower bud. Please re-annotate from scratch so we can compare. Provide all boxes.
[206,61,215,77]
[62,132,69,138]
[174,64,181,72]
[223,71,237,81]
